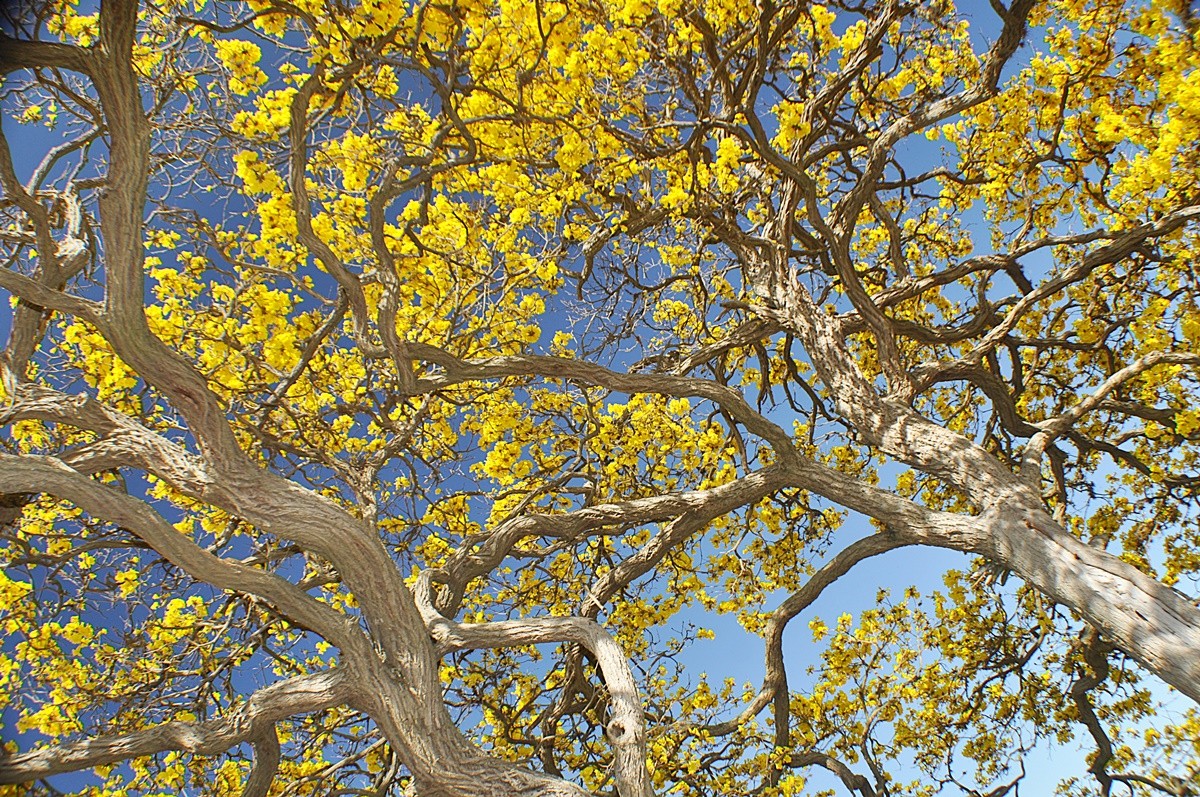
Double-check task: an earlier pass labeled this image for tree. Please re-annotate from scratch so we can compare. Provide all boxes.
[0,0,1198,793]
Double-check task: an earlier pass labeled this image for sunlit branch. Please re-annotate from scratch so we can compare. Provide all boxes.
[243,724,283,797]
[789,751,876,797]
[408,343,799,461]
[1022,351,1200,479]
[0,668,350,784]
[580,469,787,617]
[413,571,653,797]
[0,454,363,649]
[0,266,100,319]
[1,382,228,504]
[700,533,911,742]
[431,467,789,615]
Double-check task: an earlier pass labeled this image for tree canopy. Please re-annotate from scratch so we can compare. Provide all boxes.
[1,0,1199,794]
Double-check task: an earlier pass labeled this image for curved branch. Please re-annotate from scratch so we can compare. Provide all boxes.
[779,462,1200,707]
[1021,351,1200,479]
[0,123,101,392]
[763,533,912,749]
[580,469,788,616]
[953,205,1200,373]
[0,33,94,75]
[0,387,426,687]
[0,668,351,784]
[1068,628,1116,795]
[413,576,653,797]
[1,383,244,518]
[748,292,1022,507]
[409,343,799,461]
[670,318,780,376]
[789,751,876,797]
[27,0,238,473]
[915,361,1039,438]
[288,69,383,360]
[0,454,362,650]
[243,724,283,797]
[704,532,911,739]
[0,265,101,318]
[435,467,789,615]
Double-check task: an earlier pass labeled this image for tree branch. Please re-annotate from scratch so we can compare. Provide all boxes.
[243,724,283,797]
[789,751,876,797]
[579,468,787,617]
[430,467,790,616]
[0,668,351,784]
[413,575,653,797]
[0,454,362,650]
[703,533,913,740]
[0,33,93,75]
[1022,351,1200,479]
[410,344,799,462]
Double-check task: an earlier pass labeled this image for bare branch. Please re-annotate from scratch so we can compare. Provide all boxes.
[0,267,101,318]
[243,725,283,797]
[789,751,876,797]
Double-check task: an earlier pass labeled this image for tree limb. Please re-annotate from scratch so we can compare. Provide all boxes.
[0,668,351,784]
[0,454,363,650]
[413,575,653,797]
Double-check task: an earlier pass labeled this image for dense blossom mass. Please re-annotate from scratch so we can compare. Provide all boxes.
[0,0,1199,794]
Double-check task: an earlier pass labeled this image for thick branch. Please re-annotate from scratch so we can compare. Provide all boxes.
[782,453,1200,705]
[71,0,248,469]
[0,454,362,649]
[789,751,876,797]
[414,577,652,797]
[243,725,283,797]
[0,669,351,784]
[981,508,1200,705]
[2,382,218,497]
[0,34,93,75]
